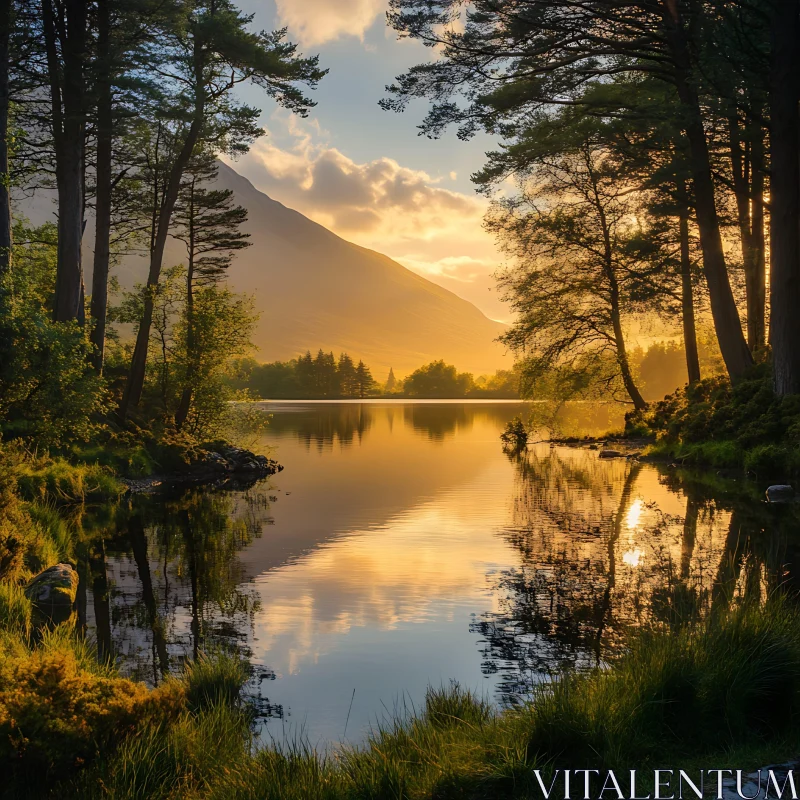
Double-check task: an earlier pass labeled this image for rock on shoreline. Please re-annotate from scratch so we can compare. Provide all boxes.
[124,444,283,494]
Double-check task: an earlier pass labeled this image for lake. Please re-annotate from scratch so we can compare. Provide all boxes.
[81,400,800,748]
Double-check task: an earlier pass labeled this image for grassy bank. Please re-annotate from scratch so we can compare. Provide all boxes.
[3,582,800,797]
[626,365,800,478]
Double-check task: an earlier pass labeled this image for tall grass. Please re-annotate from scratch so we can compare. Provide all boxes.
[4,599,800,798]
[0,582,31,637]
[15,458,125,503]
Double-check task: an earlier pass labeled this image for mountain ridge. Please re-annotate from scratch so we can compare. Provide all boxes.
[14,161,510,378]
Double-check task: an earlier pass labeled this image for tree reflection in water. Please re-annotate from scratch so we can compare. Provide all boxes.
[84,487,275,696]
[473,446,800,706]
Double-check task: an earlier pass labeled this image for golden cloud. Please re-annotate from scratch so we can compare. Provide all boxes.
[275,0,386,47]
[226,116,511,319]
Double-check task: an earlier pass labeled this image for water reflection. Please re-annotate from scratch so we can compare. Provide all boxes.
[82,402,800,744]
[83,488,271,685]
[475,446,800,704]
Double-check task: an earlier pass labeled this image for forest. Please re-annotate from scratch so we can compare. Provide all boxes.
[233,352,523,399]
[377,0,800,471]
[1,0,800,797]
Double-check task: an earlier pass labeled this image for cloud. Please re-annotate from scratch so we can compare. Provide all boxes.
[225,115,511,319]
[275,0,386,47]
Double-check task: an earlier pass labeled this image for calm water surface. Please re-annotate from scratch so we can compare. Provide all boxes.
[83,401,800,747]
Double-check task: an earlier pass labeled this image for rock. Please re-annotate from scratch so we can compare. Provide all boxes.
[25,563,78,624]
[598,449,623,459]
[588,444,598,450]
[766,484,795,503]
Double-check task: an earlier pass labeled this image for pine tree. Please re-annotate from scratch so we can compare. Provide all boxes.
[385,367,397,394]
[296,351,315,397]
[119,1,326,417]
[171,154,251,429]
[313,349,337,397]
[337,352,358,397]
[355,360,375,399]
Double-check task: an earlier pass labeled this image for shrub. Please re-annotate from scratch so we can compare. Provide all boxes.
[0,634,185,783]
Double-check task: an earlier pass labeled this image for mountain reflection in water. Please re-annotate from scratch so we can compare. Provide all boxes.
[83,401,800,745]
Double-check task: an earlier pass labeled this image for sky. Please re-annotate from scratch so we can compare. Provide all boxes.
[221,0,510,322]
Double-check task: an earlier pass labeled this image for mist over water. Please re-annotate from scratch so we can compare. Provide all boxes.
[83,401,800,747]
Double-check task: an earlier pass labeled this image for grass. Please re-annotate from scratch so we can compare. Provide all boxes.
[1,600,798,799]
[15,458,125,504]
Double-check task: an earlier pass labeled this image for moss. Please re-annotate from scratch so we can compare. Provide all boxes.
[627,366,800,474]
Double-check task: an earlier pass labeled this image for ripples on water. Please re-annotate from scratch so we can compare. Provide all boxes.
[80,401,800,746]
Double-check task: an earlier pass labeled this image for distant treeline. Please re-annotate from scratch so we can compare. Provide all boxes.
[231,352,521,399]
[234,341,721,401]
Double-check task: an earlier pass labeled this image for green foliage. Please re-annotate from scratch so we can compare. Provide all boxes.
[404,360,474,398]
[628,365,800,474]
[116,268,258,440]
[500,417,528,451]
[0,225,109,447]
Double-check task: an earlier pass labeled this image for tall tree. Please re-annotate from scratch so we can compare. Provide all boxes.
[769,0,800,395]
[490,140,651,410]
[171,155,250,429]
[355,360,376,399]
[42,0,88,322]
[383,0,754,382]
[0,0,12,280]
[337,352,358,397]
[118,1,325,418]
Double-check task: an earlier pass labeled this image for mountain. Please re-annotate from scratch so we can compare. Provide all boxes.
[15,162,510,378]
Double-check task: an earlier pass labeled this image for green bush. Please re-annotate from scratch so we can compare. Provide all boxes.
[628,366,800,473]
[743,444,798,479]
[0,630,185,785]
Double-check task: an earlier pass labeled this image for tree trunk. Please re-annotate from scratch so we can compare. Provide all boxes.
[43,0,87,323]
[592,167,647,410]
[662,3,753,382]
[749,132,766,352]
[769,0,800,395]
[728,113,767,353]
[0,0,11,279]
[611,300,647,410]
[119,113,203,417]
[678,202,701,384]
[175,182,196,430]
[89,0,112,371]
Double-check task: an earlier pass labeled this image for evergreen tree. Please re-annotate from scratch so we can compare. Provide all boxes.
[337,352,358,397]
[355,360,376,399]
[171,154,251,429]
[313,350,337,397]
[385,367,397,394]
[119,1,326,417]
[296,351,315,396]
